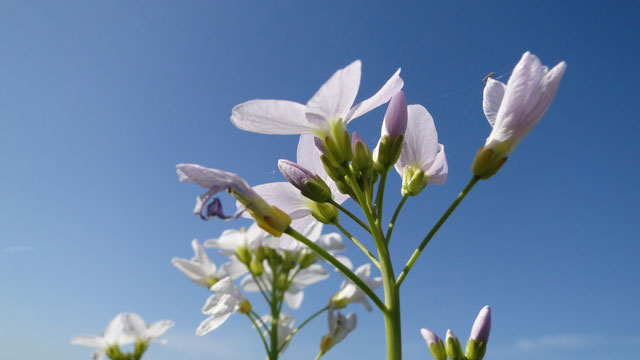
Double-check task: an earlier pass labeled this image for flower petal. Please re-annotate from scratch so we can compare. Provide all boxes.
[305,60,361,128]
[293,264,329,286]
[249,182,310,219]
[71,335,107,349]
[482,78,506,127]
[144,320,175,342]
[217,260,248,280]
[196,307,234,336]
[284,285,304,309]
[231,100,312,134]
[396,105,439,174]
[346,67,404,122]
[425,145,448,185]
[171,258,209,286]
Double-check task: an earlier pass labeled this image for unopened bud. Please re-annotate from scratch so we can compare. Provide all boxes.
[276,272,288,290]
[299,251,317,269]
[323,120,353,164]
[445,329,464,360]
[282,252,297,272]
[238,298,252,314]
[401,166,427,196]
[278,159,332,203]
[310,202,339,224]
[421,329,446,360]
[254,246,265,262]
[235,245,252,264]
[351,132,373,172]
[249,259,264,276]
[383,91,408,139]
[374,135,404,172]
[466,305,491,360]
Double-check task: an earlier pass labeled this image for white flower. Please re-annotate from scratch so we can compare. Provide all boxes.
[204,223,268,256]
[259,313,296,354]
[71,314,132,359]
[331,263,382,311]
[395,104,448,195]
[231,60,403,136]
[320,308,357,354]
[197,277,251,336]
[172,239,247,287]
[121,313,174,344]
[482,51,566,156]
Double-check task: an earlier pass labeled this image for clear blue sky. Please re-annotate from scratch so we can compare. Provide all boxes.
[1,1,638,359]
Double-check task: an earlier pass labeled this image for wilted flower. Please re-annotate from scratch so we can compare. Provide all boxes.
[319,308,357,355]
[395,104,448,195]
[176,164,291,236]
[197,277,251,336]
[172,239,246,287]
[473,51,566,178]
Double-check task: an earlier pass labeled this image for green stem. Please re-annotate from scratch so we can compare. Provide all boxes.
[396,176,480,287]
[284,226,386,312]
[247,313,270,354]
[385,195,408,244]
[330,199,371,234]
[314,352,323,360]
[278,305,329,352]
[375,171,388,220]
[250,272,271,304]
[335,222,380,269]
[345,170,402,360]
[269,269,279,360]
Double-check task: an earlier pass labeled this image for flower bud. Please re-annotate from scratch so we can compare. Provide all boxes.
[299,251,317,269]
[401,165,427,196]
[278,159,332,203]
[322,120,353,165]
[134,339,149,358]
[254,246,265,262]
[282,251,297,272]
[466,306,491,360]
[249,259,264,276]
[384,91,408,139]
[351,132,373,172]
[237,298,252,314]
[445,329,464,360]
[310,202,339,225]
[235,245,252,264]
[421,328,446,360]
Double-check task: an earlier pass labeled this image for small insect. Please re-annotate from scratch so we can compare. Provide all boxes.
[482,72,495,82]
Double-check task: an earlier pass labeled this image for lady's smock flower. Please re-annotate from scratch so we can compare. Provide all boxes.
[395,104,448,196]
[319,308,357,355]
[330,263,382,311]
[122,313,174,344]
[176,164,291,236]
[473,51,566,178]
[172,239,246,287]
[71,313,133,360]
[197,277,252,336]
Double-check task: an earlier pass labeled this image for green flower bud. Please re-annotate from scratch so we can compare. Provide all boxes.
[471,145,508,180]
[351,131,373,172]
[310,202,339,224]
[235,245,252,264]
[249,259,264,276]
[254,246,265,262]
[276,272,288,290]
[299,251,317,269]
[278,160,333,203]
[323,119,353,165]
[445,329,464,360]
[374,135,404,172]
[282,251,297,272]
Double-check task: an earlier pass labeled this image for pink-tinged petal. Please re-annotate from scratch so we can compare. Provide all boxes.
[176,164,238,192]
[382,91,408,137]
[71,335,107,349]
[420,328,441,347]
[482,78,506,127]
[526,61,567,132]
[425,145,448,185]
[346,68,404,122]
[284,285,304,309]
[470,305,492,343]
[305,60,362,128]
[396,105,439,174]
[230,100,312,135]
[249,182,309,219]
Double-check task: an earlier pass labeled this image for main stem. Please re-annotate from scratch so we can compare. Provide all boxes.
[269,270,279,360]
[346,171,402,360]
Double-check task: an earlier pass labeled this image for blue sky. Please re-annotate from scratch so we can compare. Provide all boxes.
[1,1,638,359]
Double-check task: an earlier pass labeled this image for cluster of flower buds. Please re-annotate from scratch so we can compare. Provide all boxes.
[421,306,491,360]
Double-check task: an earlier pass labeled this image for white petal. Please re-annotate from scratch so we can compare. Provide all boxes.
[293,264,329,286]
[482,78,506,127]
[144,320,174,340]
[217,261,248,280]
[204,229,247,256]
[305,60,361,128]
[211,277,243,300]
[346,67,404,122]
[191,239,216,272]
[396,105,439,174]
[71,335,107,349]
[284,285,304,309]
[103,314,129,345]
[239,273,261,292]
[176,164,238,192]
[425,145,448,185]
[333,255,353,270]
[171,258,208,286]
[316,232,345,253]
[231,100,312,135]
[301,220,323,241]
[526,61,567,131]
[196,311,233,336]
[250,182,310,219]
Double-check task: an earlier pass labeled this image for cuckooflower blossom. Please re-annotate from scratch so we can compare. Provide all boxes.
[231,60,403,137]
[319,308,357,355]
[172,239,247,287]
[395,104,448,195]
[330,263,382,311]
[176,164,291,236]
[481,51,566,157]
[71,313,133,360]
[121,313,174,344]
[258,313,296,354]
[197,277,251,336]
[204,222,268,257]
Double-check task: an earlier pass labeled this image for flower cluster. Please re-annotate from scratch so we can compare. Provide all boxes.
[71,313,173,360]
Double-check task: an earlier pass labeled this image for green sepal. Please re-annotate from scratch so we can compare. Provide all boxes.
[465,338,487,360]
